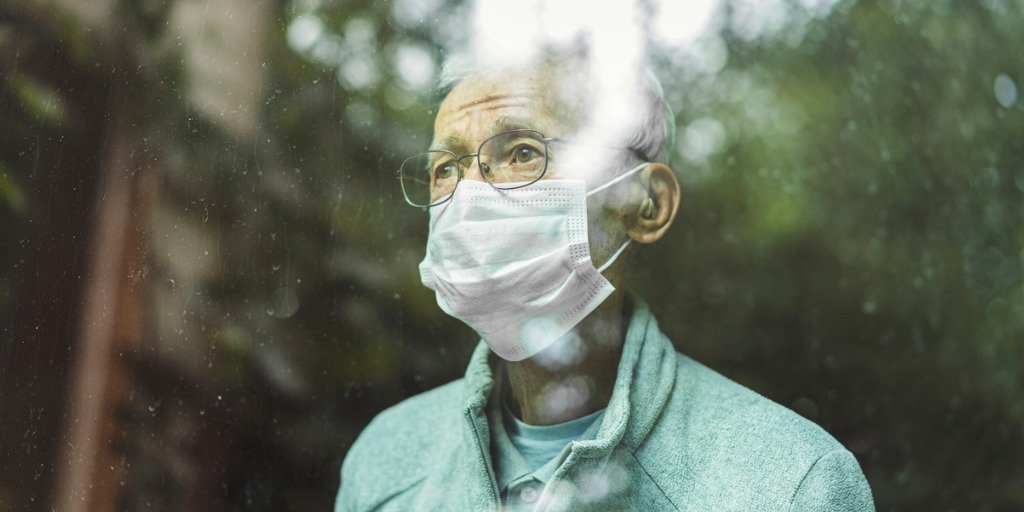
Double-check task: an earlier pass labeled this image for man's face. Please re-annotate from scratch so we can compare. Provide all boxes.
[432,70,572,183]
[431,69,643,269]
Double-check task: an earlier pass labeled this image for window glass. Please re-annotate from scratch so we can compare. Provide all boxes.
[1,0,1021,509]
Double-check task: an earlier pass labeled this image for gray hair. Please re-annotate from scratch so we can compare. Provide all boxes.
[437,51,676,166]
[621,68,675,166]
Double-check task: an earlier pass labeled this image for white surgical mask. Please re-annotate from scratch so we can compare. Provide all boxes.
[418,163,647,361]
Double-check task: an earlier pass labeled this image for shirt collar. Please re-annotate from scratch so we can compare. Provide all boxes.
[486,367,608,493]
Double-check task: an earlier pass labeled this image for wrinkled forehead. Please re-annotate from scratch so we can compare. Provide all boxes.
[432,67,588,148]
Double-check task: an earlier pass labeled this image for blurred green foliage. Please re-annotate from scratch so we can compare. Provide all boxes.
[2,0,1023,510]
[636,2,1024,507]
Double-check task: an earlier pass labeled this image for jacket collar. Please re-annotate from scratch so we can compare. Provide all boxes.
[461,296,677,455]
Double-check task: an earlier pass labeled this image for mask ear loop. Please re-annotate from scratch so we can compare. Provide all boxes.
[596,239,631,273]
[587,162,647,273]
[585,162,649,197]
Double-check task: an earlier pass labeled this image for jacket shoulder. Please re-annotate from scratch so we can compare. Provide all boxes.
[634,353,872,511]
[336,379,465,510]
[673,353,843,452]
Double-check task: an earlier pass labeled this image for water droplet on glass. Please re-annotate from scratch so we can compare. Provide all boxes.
[994,73,1018,108]
[270,287,300,318]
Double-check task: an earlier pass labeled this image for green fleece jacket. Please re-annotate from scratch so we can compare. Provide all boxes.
[336,300,875,511]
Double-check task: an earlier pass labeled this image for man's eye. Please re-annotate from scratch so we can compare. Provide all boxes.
[513,145,542,164]
[434,162,457,179]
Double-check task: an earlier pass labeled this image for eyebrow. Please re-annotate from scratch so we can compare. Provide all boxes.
[494,116,542,134]
[430,136,463,152]
[430,116,549,152]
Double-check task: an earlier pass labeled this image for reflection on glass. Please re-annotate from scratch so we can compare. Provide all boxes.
[0,0,1021,510]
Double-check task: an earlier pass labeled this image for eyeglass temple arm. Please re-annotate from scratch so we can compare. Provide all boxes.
[543,137,651,162]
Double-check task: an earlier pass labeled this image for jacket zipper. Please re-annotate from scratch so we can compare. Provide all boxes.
[465,407,501,509]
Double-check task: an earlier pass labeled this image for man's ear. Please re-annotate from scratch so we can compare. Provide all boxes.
[627,163,680,244]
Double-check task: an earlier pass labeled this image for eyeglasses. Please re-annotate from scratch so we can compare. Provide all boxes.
[395,129,649,208]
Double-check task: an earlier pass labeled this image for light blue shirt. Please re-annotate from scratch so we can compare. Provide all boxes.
[485,372,607,510]
[506,407,606,471]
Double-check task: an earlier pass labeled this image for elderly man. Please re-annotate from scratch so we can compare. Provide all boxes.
[335,54,874,511]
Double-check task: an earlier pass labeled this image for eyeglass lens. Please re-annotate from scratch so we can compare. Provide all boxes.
[399,130,548,207]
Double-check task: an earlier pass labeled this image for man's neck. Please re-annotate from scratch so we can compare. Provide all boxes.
[503,292,628,426]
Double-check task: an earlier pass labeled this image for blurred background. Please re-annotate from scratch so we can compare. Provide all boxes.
[1,0,1022,510]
